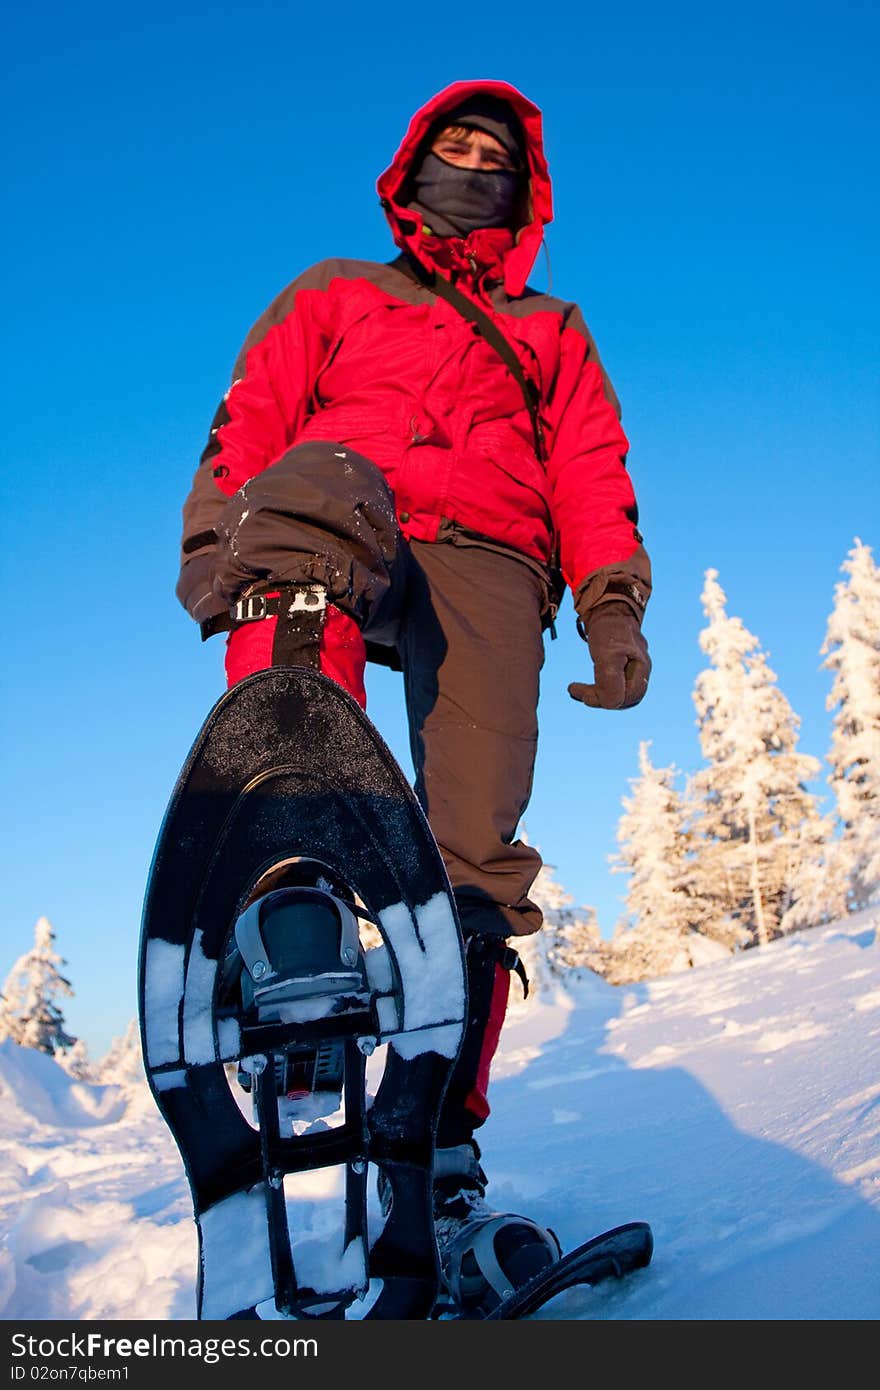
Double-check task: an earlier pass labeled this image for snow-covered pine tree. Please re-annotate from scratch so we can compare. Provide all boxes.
[821,538,880,910]
[59,1037,95,1082]
[690,570,827,948]
[778,809,849,933]
[608,741,723,979]
[516,832,604,988]
[537,866,603,976]
[98,1017,145,1087]
[0,986,23,1045]
[0,917,76,1054]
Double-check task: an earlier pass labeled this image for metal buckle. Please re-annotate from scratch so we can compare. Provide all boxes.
[232,593,270,623]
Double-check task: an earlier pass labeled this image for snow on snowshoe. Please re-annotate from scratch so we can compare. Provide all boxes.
[138,666,466,1321]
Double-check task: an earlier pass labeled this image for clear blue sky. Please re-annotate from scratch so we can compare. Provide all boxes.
[3,1,877,1055]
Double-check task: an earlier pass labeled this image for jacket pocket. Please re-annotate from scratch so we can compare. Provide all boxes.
[479,431,553,522]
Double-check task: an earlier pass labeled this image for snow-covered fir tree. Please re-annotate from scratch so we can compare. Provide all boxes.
[606,742,725,981]
[0,992,20,1046]
[821,537,880,910]
[516,834,603,990]
[536,864,602,976]
[690,571,828,948]
[59,1037,95,1082]
[0,917,76,1054]
[98,1018,145,1087]
[778,811,849,933]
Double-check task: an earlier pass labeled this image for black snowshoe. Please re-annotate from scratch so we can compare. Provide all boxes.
[138,667,467,1320]
[138,664,653,1321]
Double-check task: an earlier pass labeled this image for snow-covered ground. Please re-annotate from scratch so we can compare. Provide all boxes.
[1,908,878,1321]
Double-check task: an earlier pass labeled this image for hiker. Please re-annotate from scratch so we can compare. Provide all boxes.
[175,78,651,1296]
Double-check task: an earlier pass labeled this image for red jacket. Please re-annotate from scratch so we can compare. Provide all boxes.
[178,80,649,629]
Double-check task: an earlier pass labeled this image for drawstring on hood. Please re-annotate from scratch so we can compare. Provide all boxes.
[377,79,553,297]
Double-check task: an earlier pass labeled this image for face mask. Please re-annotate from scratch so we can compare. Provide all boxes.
[411,153,521,235]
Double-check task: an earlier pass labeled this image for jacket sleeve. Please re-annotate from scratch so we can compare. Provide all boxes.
[176,264,336,624]
[543,306,652,624]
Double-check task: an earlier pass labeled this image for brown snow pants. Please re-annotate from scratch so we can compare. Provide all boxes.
[398,537,546,940]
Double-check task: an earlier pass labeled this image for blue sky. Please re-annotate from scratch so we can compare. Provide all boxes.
[3,1,877,1055]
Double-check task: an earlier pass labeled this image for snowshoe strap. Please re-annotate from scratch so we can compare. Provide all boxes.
[442,1214,561,1312]
[463,931,530,999]
[271,588,327,669]
[497,944,530,999]
[199,582,328,648]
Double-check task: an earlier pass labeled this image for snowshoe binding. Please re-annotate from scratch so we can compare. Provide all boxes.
[430,1142,653,1319]
[222,878,366,1113]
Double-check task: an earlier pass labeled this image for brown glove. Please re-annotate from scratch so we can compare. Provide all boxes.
[568,602,651,710]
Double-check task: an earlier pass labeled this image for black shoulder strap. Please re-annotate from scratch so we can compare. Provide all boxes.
[401,254,546,462]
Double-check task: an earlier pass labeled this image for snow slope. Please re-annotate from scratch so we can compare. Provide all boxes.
[1,908,878,1321]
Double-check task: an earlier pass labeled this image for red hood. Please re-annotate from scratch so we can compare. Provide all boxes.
[377,79,553,297]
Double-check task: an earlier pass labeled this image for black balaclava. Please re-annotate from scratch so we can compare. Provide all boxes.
[408,96,526,238]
